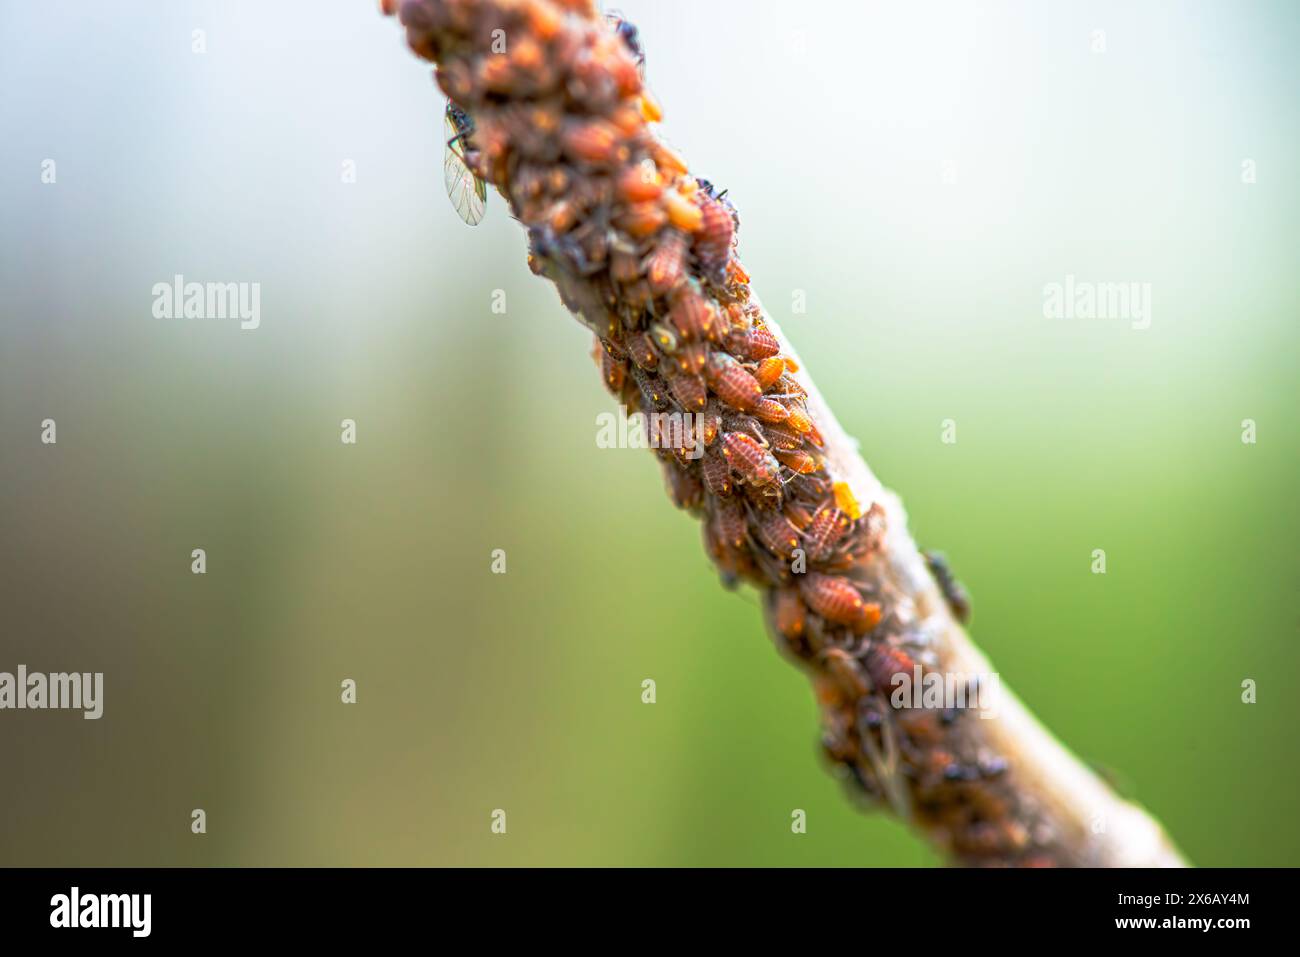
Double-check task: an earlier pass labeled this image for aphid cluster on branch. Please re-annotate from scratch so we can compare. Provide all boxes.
[394,0,883,642]
[391,0,1037,866]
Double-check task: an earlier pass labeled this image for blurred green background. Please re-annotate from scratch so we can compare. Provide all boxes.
[1,0,1296,866]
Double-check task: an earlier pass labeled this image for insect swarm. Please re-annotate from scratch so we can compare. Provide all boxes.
[386,0,1187,869]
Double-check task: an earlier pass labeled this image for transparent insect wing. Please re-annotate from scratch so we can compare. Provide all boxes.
[444,106,487,226]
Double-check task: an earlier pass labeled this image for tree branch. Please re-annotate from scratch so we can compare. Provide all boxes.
[383,0,1187,867]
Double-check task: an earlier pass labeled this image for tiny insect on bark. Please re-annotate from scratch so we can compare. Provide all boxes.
[924,550,972,624]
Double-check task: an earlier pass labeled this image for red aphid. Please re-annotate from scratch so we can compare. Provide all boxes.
[804,505,850,561]
[742,326,781,360]
[721,432,780,486]
[707,353,762,412]
[798,572,866,625]
[609,248,641,284]
[866,645,916,693]
[763,423,804,452]
[676,341,709,375]
[665,371,707,411]
[701,401,723,445]
[822,647,870,698]
[625,331,658,370]
[754,509,800,558]
[668,285,716,341]
[772,586,807,641]
[693,192,734,273]
[561,118,626,165]
[630,367,667,409]
[644,230,688,296]
[664,462,703,510]
[700,450,732,496]
[713,498,748,549]
[601,349,627,394]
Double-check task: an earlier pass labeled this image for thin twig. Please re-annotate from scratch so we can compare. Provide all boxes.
[384,0,1187,867]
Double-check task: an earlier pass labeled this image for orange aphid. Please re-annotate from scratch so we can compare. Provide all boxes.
[510,37,544,72]
[617,163,663,202]
[784,356,800,373]
[562,119,624,164]
[663,189,703,232]
[753,397,790,424]
[639,90,663,123]
[754,357,786,390]
[786,405,813,434]
[653,141,688,176]
[609,104,643,135]
[615,202,667,238]
[852,602,883,636]
[526,0,562,38]
[774,448,819,474]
